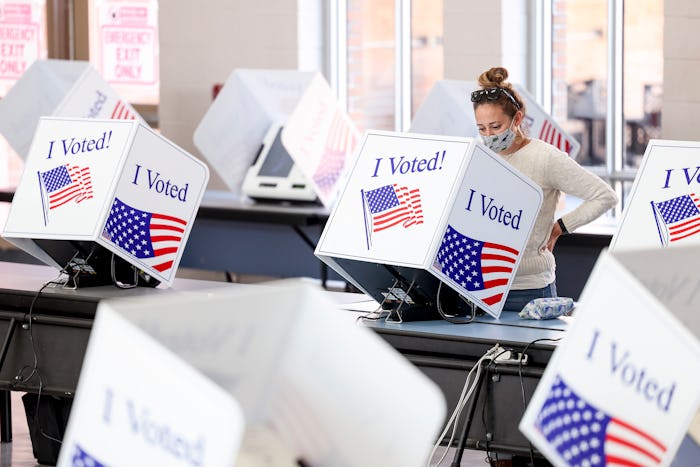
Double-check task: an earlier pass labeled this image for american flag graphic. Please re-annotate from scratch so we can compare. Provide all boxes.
[102,197,187,273]
[71,443,107,467]
[435,225,518,306]
[540,120,573,155]
[38,164,94,225]
[110,100,136,120]
[535,375,667,466]
[362,183,423,249]
[651,193,700,246]
[312,111,357,197]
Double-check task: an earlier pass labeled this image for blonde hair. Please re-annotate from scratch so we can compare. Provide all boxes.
[474,66,526,119]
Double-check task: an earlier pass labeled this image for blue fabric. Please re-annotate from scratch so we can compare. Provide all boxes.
[502,282,557,312]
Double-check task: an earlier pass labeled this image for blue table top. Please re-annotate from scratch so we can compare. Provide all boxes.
[335,296,569,347]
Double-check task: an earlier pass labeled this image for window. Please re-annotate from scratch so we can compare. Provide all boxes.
[411,0,443,120]
[87,0,159,105]
[344,0,443,133]
[548,0,663,219]
[0,0,160,187]
[346,0,395,133]
[552,0,663,174]
[0,0,48,186]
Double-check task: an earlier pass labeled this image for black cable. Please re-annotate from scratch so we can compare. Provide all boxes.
[11,274,68,446]
[517,337,562,467]
[482,350,513,466]
[436,282,477,324]
[13,252,90,446]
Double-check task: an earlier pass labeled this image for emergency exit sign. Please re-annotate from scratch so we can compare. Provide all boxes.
[100,4,158,85]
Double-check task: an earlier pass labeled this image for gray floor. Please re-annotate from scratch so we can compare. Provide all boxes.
[1,393,40,467]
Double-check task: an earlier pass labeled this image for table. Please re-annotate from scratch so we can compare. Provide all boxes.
[182,190,335,281]
[2,188,610,298]
[1,188,338,282]
[345,302,568,459]
[0,261,251,447]
[0,260,568,460]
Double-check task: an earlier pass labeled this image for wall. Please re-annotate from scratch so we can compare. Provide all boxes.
[159,0,306,188]
[443,0,529,89]
[443,0,503,82]
[663,0,700,140]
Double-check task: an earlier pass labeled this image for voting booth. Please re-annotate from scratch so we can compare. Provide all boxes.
[315,131,543,319]
[57,282,446,467]
[519,244,700,466]
[410,79,581,158]
[0,59,144,160]
[193,69,359,207]
[2,117,209,287]
[611,139,700,250]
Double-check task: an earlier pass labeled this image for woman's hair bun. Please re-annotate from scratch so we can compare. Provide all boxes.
[478,66,509,88]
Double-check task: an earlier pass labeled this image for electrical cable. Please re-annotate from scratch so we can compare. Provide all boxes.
[435,281,477,324]
[479,349,514,466]
[427,344,502,467]
[110,252,139,289]
[517,337,562,467]
[11,270,70,446]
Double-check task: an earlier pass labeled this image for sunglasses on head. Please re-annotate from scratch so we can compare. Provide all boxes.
[470,87,521,109]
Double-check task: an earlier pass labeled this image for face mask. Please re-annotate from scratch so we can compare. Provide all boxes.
[481,118,516,153]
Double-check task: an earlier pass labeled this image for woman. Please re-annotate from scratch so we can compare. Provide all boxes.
[471,66,618,312]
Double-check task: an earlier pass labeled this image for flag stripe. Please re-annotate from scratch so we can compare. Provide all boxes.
[482,266,513,274]
[668,218,700,234]
[611,418,667,453]
[153,260,174,272]
[671,225,700,242]
[483,278,509,288]
[153,212,187,225]
[150,223,185,233]
[154,246,179,256]
[605,455,643,467]
[150,235,182,242]
[606,433,662,464]
[484,241,519,256]
[481,253,516,263]
[482,293,504,306]
[49,187,82,205]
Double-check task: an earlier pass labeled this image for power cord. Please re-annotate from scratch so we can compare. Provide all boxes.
[517,337,562,467]
[427,343,503,467]
[435,281,477,324]
[11,270,71,446]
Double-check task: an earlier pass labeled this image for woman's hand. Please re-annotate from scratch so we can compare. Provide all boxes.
[545,221,564,252]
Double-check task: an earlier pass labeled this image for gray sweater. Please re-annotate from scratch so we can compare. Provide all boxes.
[502,139,618,289]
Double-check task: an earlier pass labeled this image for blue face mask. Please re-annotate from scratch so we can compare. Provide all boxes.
[481,118,516,153]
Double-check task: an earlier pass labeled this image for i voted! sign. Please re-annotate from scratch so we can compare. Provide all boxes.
[316,131,542,318]
[520,249,700,466]
[57,301,244,467]
[612,139,700,251]
[2,117,209,286]
[0,59,144,161]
